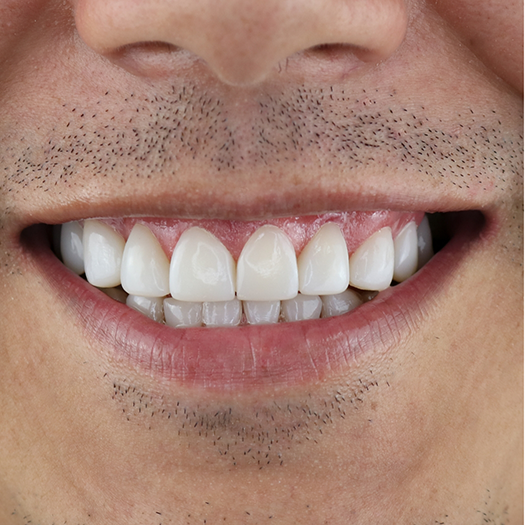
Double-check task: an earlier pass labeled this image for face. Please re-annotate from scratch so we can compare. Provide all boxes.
[0,0,522,523]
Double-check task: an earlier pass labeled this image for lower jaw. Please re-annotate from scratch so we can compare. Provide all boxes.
[22,212,482,393]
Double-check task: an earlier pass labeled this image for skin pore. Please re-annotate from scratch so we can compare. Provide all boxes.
[0,0,522,523]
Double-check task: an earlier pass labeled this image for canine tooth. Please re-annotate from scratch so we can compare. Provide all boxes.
[164,298,202,328]
[236,225,298,301]
[60,221,85,275]
[298,222,349,296]
[282,294,322,322]
[126,294,165,322]
[100,286,128,303]
[202,299,242,327]
[321,289,363,317]
[349,227,394,291]
[83,220,125,288]
[170,227,236,302]
[243,301,281,325]
[417,215,434,269]
[121,223,170,297]
[393,222,418,282]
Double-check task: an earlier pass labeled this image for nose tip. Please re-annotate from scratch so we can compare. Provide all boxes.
[74,0,408,86]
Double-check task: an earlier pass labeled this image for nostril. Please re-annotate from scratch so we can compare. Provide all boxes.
[107,41,195,79]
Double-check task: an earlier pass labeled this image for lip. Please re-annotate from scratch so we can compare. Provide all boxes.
[21,211,483,392]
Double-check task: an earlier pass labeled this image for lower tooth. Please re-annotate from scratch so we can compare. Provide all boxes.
[164,298,203,328]
[126,295,165,322]
[321,289,363,318]
[282,294,322,322]
[202,299,242,327]
[243,300,281,325]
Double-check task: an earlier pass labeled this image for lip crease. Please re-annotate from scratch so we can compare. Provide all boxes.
[22,211,482,392]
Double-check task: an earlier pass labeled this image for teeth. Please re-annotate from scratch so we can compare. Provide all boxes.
[126,294,165,322]
[417,215,434,269]
[321,289,363,318]
[63,214,436,327]
[121,223,170,297]
[298,222,349,296]
[202,299,242,327]
[60,221,85,275]
[243,300,281,325]
[393,221,418,282]
[282,294,322,322]
[164,298,202,328]
[349,227,394,291]
[83,220,125,288]
[236,225,298,301]
[169,227,236,302]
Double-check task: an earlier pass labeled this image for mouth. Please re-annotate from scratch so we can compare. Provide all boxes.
[20,208,483,391]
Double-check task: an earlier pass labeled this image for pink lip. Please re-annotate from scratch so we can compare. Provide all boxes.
[24,213,481,392]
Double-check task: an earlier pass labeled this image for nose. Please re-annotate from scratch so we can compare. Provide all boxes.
[74,0,408,85]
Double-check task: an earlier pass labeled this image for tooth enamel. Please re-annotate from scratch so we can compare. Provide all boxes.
[99,286,128,303]
[282,294,322,322]
[321,289,363,317]
[349,227,394,291]
[393,221,418,282]
[298,222,349,296]
[60,221,85,275]
[202,299,242,327]
[83,220,125,288]
[169,227,236,302]
[417,215,434,269]
[243,300,281,325]
[121,223,170,297]
[126,294,165,322]
[236,225,299,301]
[360,290,379,303]
[164,298,202,328]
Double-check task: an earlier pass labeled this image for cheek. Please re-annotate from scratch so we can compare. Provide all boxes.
[433,0,523,92]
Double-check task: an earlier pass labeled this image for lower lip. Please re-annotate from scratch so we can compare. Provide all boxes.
[24,214,480,392]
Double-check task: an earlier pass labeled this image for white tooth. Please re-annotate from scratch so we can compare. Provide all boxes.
[243,301,281,325]
[282,294,322,322]
[83,220,125,288]
[393,222,418,282]
[236,225,298,301]
[321,289,363,318]
[99,286,128,303]
[60,221,85,275]
[170,227,236,302]
[126,294,165,322]
[121,223,170,297]
[298,222,349,296]
[417,215,434,269]
[164,298,202,328]
[349,227,394,291]
[202,299,242,327]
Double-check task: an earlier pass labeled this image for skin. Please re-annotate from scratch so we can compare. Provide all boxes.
[0,0,522,523]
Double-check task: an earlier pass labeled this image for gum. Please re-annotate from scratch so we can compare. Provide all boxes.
[95,211,424,260]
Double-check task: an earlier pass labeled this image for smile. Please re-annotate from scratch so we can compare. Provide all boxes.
[21,208,482,391]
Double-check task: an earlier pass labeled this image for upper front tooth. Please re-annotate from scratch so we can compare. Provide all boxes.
[83,220,125,288]
[417,215,434,269]
[121,223,170,297]
[169,227,236,302]
[60,221,85,275]
[236,225,299,301]
[349,227,394,291]
[393,221,418,282]
[298,222,349,296]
